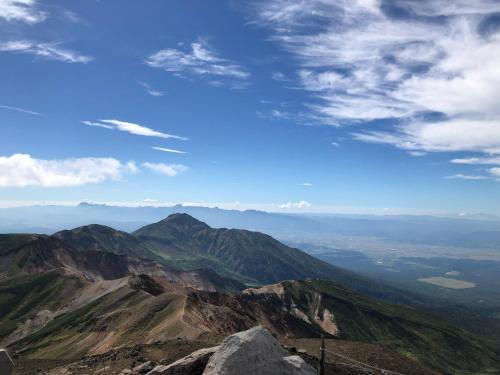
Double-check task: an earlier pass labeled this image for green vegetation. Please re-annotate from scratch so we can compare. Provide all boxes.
[0,271,82,340]
[1,214,500,374]
[282,280,500,374]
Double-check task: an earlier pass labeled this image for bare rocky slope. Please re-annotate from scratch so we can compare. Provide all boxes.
[0,215,499,374]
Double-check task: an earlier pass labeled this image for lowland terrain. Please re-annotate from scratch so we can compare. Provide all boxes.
[1,213,499,374]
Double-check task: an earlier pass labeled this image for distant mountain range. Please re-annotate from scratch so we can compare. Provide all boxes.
[2,203,500,253]
[1,214,499,374]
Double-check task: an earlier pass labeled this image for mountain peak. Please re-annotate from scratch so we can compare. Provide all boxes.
[162,213,211,230]
[134,213,211,241]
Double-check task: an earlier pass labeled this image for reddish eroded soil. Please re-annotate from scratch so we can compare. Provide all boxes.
[12,334,225,375]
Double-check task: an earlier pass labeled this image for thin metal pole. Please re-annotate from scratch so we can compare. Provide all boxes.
[318,335,325,375]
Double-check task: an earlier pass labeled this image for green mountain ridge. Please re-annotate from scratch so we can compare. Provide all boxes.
[132,214,430,304]
[0,213,499,374]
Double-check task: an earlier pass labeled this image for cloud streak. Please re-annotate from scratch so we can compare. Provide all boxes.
[451,157,500,166]
[145,40,249,87]
[0,104,41,115]
[0,40,92,63]
[152,146,187,154]
[82,119,187,140]
[137,81,164,97]
[445,174,489,181]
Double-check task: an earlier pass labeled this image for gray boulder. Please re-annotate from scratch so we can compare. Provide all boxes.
[147,346,218,375]
[203,326,316,375]
[0,349,14,375]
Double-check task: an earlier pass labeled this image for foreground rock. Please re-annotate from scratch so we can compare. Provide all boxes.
[143,326,316,375]
[204,326,316,375]
[146,347,218,375]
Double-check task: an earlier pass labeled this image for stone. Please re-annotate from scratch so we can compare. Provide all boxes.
[146,346,218,375]
[202,326,316,375]
[0,349,14,375]
[133,361,154,373]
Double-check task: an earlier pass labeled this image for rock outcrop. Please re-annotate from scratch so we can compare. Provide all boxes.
[147,347,218,375]
[203,326,316,375]
[139,326,316,375]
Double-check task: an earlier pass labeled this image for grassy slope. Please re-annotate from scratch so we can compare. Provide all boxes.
[2,272,499,374]
[9,284,194,359]
[134,215,438,311]
[0,271,83,339]
[286,280,500,374]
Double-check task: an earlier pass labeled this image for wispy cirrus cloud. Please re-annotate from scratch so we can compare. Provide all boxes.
[449,156,500,180]
[451,157,500,166]
[152,146,187,154]
[81,121,113,130]
[0,40,92,63]
[0,154,136,187]
[0,104,41,115]
[0,0,47,23]
[142,162,188,177]
[248,0,500,179]
[445,174,489,181]
[145,40,249,87]
[137,81,164,97]
[82,119,187,140]
[352,119,500,155]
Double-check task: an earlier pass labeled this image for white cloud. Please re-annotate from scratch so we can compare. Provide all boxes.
[142,162,187,177]
[408,151,427,157]
[137,81,164,97]
[0,0,46,23]
[0,104,41,115]
[248,0,500,161]
[145,40,249,86]
[445,174,489,180]
[279,200,311,209]
[451,157,500,166]
[152,146,187,154]
[83,119,187,140]
[0,154,136,187]
[301,182,312,186]
[352,119,500,154]
[0,40,92,63]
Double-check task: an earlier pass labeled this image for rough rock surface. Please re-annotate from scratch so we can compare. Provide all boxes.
[0,349,14,375]
[146,346,218,375]
[132,361,154,373]
[203,326,316,375]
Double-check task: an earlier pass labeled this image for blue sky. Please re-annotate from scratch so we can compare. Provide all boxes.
[1,0,500,215]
